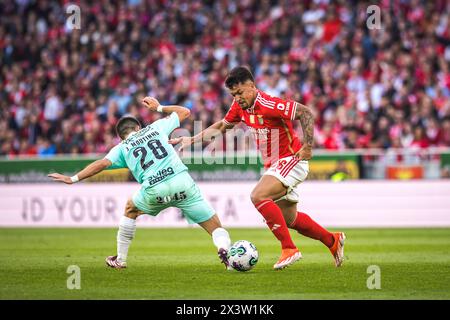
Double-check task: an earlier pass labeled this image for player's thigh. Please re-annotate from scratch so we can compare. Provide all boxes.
[132,186,169,216]
[173,175,215,224]
[265,156,309,202]
[178,183,215,225]
[124,198,145,219]
[250,175,288,204]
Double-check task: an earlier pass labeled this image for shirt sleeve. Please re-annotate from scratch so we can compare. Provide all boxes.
[151,112,180,136]
[104,145,127,169]
[260,95,299,121]
[223,100,242,125]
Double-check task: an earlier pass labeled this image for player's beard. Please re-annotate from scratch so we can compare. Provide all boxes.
[239,99,252,110]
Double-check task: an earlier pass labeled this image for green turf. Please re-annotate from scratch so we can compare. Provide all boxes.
[1,228,449,299]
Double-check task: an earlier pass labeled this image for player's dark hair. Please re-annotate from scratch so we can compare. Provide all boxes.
[116,116,141,140]
[225,66,255,89]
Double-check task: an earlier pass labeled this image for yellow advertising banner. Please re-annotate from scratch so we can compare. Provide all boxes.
[308,160,359,180]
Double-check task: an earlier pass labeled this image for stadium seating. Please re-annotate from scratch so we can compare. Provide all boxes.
[0,0,449,156]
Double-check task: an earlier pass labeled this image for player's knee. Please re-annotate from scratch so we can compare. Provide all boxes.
[209,214,222,228]
[285,215,296,227]
[250,190,266,205]
[125,199,141,219]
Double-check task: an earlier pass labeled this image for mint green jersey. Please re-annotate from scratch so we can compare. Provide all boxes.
[104,112,187,188]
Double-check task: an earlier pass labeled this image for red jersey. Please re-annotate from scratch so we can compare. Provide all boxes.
[223,90,302,167]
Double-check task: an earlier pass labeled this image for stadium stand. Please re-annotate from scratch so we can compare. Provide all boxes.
[0,0,449,157]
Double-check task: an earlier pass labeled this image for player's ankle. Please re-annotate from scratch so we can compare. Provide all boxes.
[327,234,337,249]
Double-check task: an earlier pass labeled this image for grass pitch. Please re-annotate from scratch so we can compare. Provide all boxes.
[1,228,449,300]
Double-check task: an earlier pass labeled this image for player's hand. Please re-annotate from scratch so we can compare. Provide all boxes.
[47,173,73,184]
[295,145,312,161]
[141,96,160,111]
[168,136,193,152]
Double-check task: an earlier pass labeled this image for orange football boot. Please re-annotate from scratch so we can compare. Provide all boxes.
[329,232,346,267]
[273,248,302,270]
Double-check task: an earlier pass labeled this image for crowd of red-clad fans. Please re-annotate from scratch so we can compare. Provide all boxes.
[1,0,449,157]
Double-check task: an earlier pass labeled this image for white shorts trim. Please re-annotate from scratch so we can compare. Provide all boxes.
[264,155,309,203]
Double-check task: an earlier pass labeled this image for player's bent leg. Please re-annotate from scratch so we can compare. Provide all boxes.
[277,199,346,267]
[178,179,233,270]
[270,157,346,267]
[289,210,334,247]
[106,198,144,269]
[251,175,300,269]
[198,214,232,270]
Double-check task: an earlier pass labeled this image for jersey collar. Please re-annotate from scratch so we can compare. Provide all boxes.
[246,90,260,114]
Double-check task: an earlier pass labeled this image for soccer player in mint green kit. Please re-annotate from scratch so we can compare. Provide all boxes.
[48,97,232,269]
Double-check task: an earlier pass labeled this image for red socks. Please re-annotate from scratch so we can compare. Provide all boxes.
[255,199,296,250]
[254,200,333,250]
[290,212,334,248]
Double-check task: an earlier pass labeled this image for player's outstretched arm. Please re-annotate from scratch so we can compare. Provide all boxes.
[48,158,112,184]
[141,96,190,122]
[294,103,315,160]
[168,119,234,151]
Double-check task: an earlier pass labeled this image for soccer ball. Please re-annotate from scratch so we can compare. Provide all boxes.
[227,240,259,272]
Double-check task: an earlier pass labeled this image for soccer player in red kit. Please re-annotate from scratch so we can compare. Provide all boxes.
[170,66,346,270]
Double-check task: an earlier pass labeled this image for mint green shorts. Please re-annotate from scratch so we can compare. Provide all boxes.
[132,171,215,224]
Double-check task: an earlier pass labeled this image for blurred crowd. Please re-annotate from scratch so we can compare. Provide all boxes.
[1,0,450,157]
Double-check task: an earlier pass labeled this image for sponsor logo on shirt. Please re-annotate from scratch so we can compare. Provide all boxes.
[250,127,270,140]
[148,167,175,186]
[285,102,291,117]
